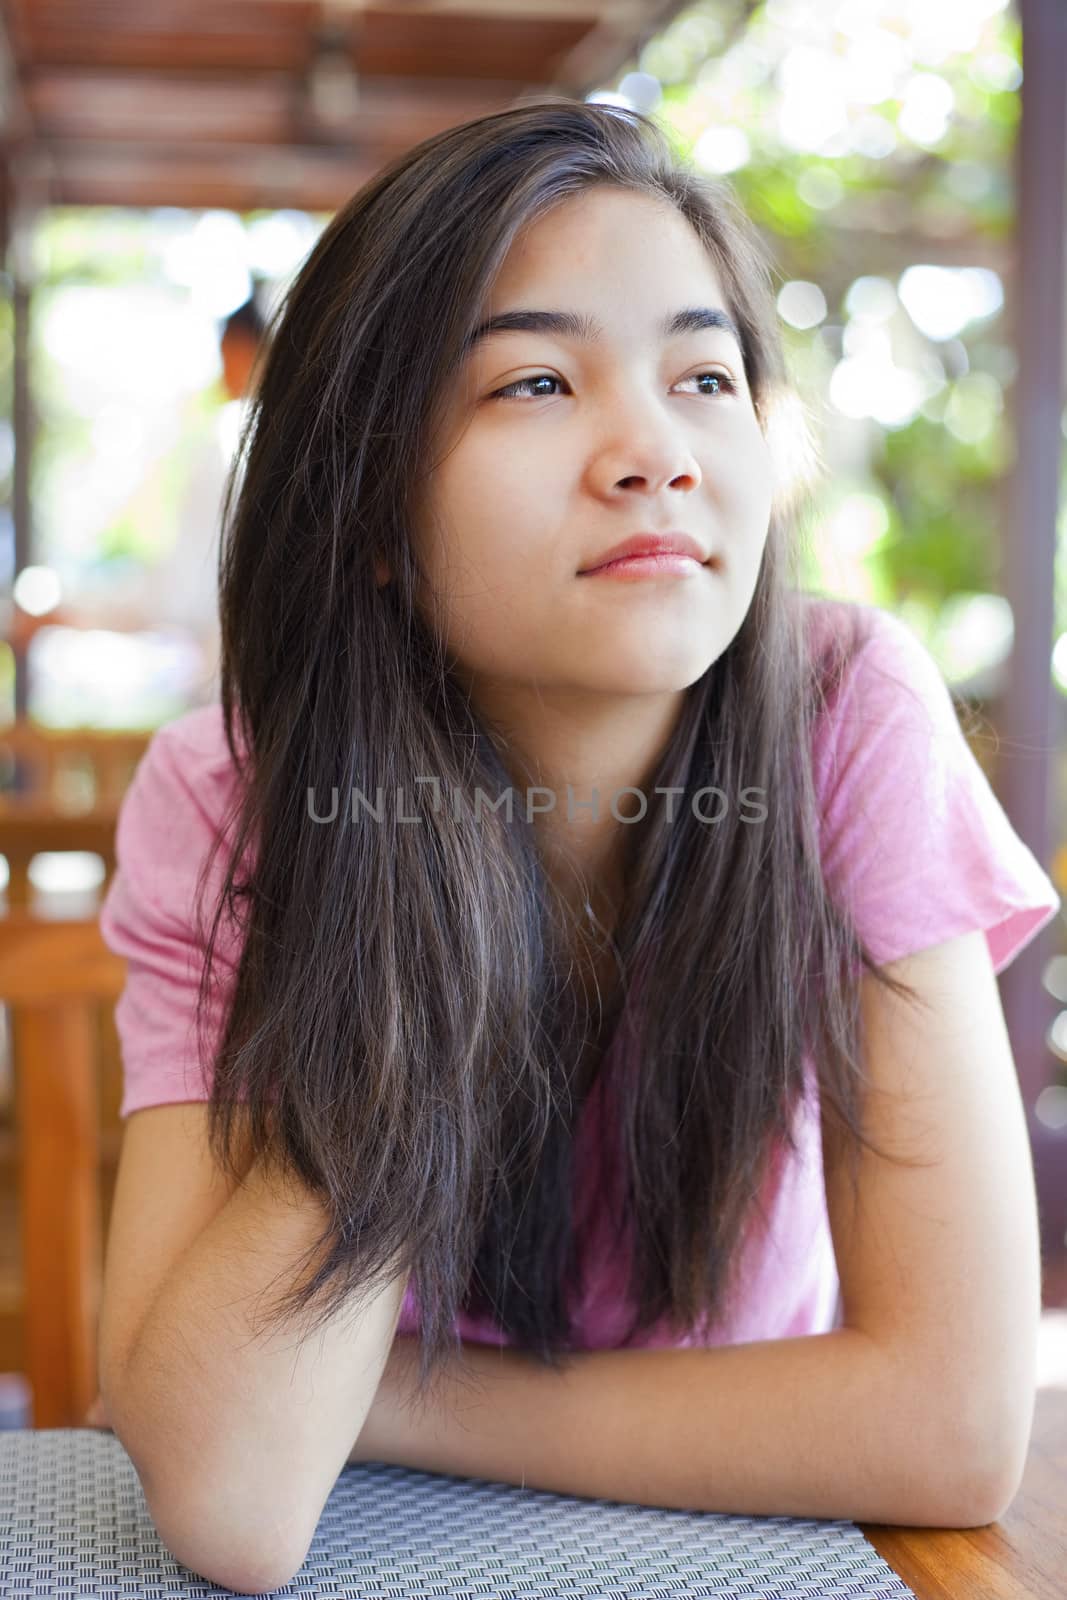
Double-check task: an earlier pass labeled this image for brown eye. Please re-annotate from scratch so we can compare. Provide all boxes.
[680,372,738,397]
[491,374,566,400]
[491,371,739,401]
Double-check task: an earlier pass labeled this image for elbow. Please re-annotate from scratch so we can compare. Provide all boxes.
[930,1409,1027,1530]
[102,1367,319,1590]
[908,1461,1012,1531]
[936,1466,1019,1532]
[959,1423,1029,1529]
[138,1462,316,1594]
[161,1535,308,1596]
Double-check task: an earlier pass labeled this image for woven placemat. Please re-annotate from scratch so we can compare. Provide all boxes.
[0,1430,918,1598]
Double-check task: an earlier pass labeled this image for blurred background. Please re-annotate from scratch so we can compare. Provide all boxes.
[0,0,1064,1429]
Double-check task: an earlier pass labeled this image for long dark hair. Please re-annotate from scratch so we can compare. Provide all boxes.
[193,97,926,1408]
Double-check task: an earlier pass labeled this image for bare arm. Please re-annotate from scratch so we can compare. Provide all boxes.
[355,1327,1006,1528]
[104,1155,410,1593]
[353,929,1037,1532]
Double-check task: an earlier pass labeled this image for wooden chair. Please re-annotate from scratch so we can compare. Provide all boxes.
[0,912,127,1427]
[0,723,150,908]
[0,722,148,1423]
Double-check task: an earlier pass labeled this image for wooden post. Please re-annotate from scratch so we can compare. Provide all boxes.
[1000,0,1067,1260]
[14,1002,102,1427]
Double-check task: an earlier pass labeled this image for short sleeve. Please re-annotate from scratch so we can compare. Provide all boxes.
[98,709,246,1118]
[815,605,1062,974]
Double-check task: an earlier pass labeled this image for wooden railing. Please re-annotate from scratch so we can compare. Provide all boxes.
[0,720,150,1423]
[0,723,149,908]
[0,913,127,1426]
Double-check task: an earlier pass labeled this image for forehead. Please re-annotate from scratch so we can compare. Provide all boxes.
[497,186,722,286]
[466,189,740,357]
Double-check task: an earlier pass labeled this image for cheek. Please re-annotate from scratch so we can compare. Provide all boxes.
[714,429,775,524]
[425,454,549,596]
[720,417,770,480]
[417,534,544,666]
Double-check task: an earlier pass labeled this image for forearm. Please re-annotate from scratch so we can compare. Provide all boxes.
[110,1158,408,1578]
[358,1328,998,1529]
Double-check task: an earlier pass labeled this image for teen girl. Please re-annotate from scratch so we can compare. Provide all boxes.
[96,98,1061,1593]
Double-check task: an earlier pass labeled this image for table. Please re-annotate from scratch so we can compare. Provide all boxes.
[859,1386,1065,1600]
[0,1387,1062,1597]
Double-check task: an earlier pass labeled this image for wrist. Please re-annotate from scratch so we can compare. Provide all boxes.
[348,1335,457,1466]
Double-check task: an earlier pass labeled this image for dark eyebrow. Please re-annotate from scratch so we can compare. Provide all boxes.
[462,305,744,358]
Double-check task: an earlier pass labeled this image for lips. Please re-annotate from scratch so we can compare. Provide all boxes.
[578,532,709,574]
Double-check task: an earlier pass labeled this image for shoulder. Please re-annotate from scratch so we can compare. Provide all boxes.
[798,597,1061,972]
[100,703,251,1114]
[131,703,243,813]
[797,595,956,789]
[796,591,933,692]
[109,704,247,910]
[147,702,240,771]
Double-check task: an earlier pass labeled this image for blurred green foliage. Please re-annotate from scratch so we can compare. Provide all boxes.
[1,2,1064,693]
[643,0,1066,659]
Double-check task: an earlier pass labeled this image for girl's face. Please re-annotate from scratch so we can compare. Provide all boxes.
[411,184,774,705]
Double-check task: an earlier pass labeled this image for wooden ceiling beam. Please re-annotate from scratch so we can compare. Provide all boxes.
[0,0,700,208]
[23,67,524,143]
[10,138,398,211]
[2,4,601,76]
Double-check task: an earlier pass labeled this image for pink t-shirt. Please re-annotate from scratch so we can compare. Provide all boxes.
[98,597,1062,1350]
